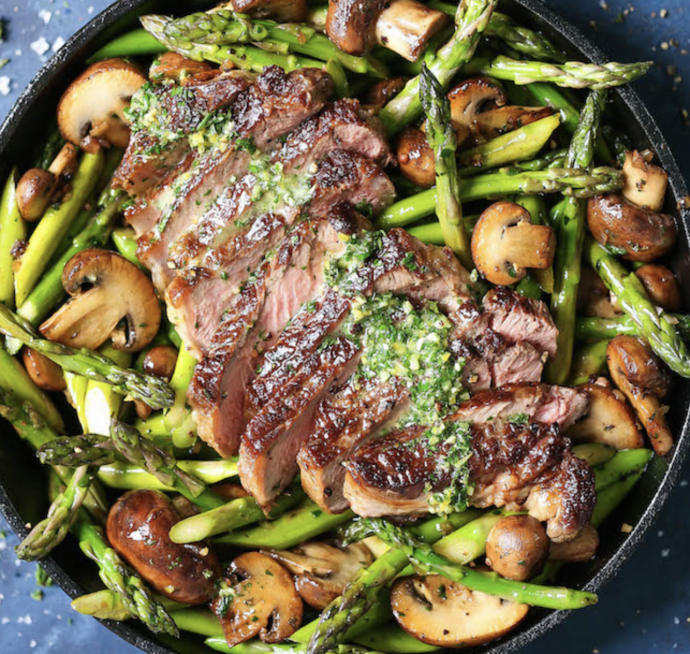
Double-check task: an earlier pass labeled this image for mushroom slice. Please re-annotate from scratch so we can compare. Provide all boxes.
[211,552,303,647]
[391,575,529,647]
[471,201,555,285]
[229,0,307,22]
[267,541,373,610]
[448,77,507,132]
[622,150,668,212]
[57,59,146,151]
[549,523,599,563]
[40,248,161,352]
[635,264,682,312]
[568,381,644,450]
[607,336,673,456]
[586,193,676,262]
[397,127,436,188]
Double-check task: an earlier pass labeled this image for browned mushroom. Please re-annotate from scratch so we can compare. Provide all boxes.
[391,574,529,647]
[16,144,78,222]
[396,127,436,188]
[134,344,179,419]
[364,77,407,114]
[549,523,600,563]
[607,335,673,455]
[568,379,644,450]
[106,489,221,604]
[471,201,556,285]
[57,59,146,152]
[211,552,303,647]
[326,0,448,61]
[22,348,65,392]
[267,541,373,609]
[622,150,668,212]
[586,193,677,262]
[485,515,549,581]
[149,52,212,84]
[227,0,307,22]
[447,77,506,138]
[40,248,161,352]
[635,264,682,312]
[470,105,554,142]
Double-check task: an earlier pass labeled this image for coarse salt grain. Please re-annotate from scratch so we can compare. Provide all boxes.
[0,76,10,96]
[38,9,52,24]
[52,37,65,52]
[30,37,50,56]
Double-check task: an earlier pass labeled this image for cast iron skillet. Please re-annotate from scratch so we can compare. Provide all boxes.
[0,1,688,652]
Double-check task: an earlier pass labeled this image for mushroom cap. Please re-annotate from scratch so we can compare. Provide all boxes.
[57,59,146,150]
[211,552,303,647]
[391,574,529,647]
[448,77,507,130]
[22,348,65,392]
[568,381,644,450]
[549,523,600,563]
[471,201,555,285]
[485,515,549,581]
[267,540,373,610]
[396,126,436,188]
[231,0,307,22]
[635,263,682,312]
[39,248,161,352]
[606,335,671,397]
[326,0,386,56]
[15,168,57,222]
[586,193,677,262]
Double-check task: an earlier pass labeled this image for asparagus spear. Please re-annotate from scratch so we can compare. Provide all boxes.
[0,303,175,409]
[38,433,118,467]
[570,340,609,385]
[546,89,606,384]
[0,168,26,309]
[586,239,690,377]
[71,588,185,621]
[164,345,198,449]
[170,485,305,543]
[142,15,325,74]
[215,500,355,550]
[593,448,653,493]
[15,150,104,306]
[74,516,179,637]
[160,10,387,78]
[378,0,497,136]
[377,165,623,229]
[420,64,471,269]
[575,314,690,342]
[16,465,93,561]
[467,55,652,90]
[89,29,167,61]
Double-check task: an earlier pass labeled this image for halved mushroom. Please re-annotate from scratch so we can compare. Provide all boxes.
[364,77,407,114]
[267,541,373,609]
[485,515,549,581]
[607,335,673,456]
[391,575,529,647]
[211,552,303,648]
[549,523,600,562]
[57,59,146,152]
[448,77,506,136]
[22,348,65,392]
[568,380,644,450]
[16,144,79,222]
[149,52,212,84]
[622,150,668,212]
[228,0,307,22]
[326,0,448,61]
[396,127,436,188]
[635,263,682,312]
[587,193,677,262]
[471,201,556,285]
[470,105,554,142]
[40,249,161,352]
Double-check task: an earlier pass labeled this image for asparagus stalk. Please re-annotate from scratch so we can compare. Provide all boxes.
[378,0,497,136]
[420,64,471,269]
[570,340,609,385]
[377,165,623,229]
[586,239,690,377]
[16,465,93,561]
[593,448,653,493]
[575,314,690,342]
[215,500,355,550]
[71,588,185,621]
[160,10,387,78]
[0,168,26,309]
[111,226,143,269]
[142,15,326,75]
[164,345,199,449]
[14,150,104,306]
[170,485,305,543]
[0,303,175,409]
[83,344,131,435]
[546,90,606,384]
[89,29,166,61]
[38,433,119,467]
[74,516,179,637]
[467,55,652,90]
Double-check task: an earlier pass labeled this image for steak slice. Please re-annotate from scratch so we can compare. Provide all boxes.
[134,67,333,290]
[113,71,254,197]
[344,415,595,541]
[239,337,362,508]
[165,151,395,354]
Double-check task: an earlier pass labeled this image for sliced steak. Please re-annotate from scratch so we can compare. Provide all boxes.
[344,418,595,542]
[113,71,254,197]
[134,67,333,290]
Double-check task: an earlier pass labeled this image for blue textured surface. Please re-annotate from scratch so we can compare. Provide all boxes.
[0,0,689,652]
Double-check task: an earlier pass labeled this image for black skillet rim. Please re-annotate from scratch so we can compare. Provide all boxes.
[0,0,688,652]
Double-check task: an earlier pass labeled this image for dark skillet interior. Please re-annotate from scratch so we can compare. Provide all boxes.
[0,1,688,652]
